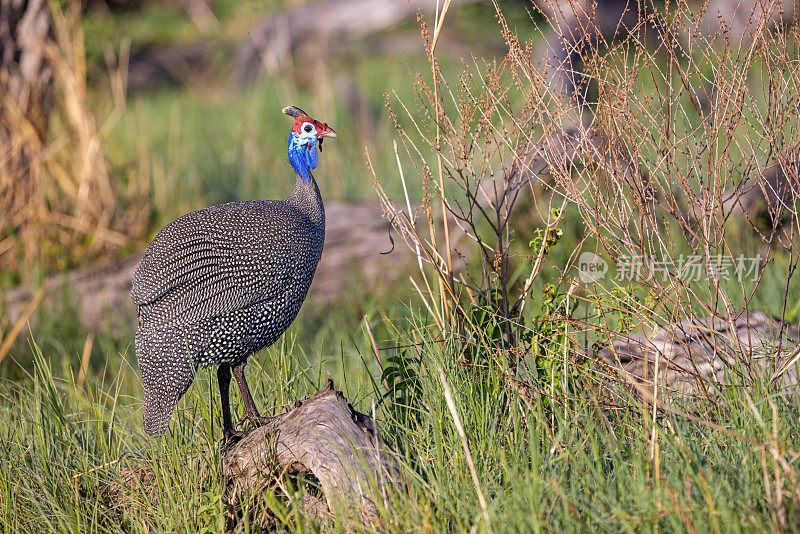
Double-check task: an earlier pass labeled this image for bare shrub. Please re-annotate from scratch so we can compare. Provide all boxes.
[374,1,799,405]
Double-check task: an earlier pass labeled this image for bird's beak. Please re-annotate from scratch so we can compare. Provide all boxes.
[322,127,337,138]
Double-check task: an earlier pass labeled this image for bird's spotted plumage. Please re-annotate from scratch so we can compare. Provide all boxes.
[132,105,335,437]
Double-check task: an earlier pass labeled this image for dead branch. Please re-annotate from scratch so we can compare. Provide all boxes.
[596,311,800,398]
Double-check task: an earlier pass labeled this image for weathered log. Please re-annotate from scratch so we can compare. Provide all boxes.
[100,381,400,529]
[0,201,404,331]
[232,0,475,85]
[224,380,399,525]
[595,311,800,398]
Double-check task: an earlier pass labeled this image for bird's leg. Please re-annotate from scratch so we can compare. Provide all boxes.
[232,361,271,428]
[217,364,246,441]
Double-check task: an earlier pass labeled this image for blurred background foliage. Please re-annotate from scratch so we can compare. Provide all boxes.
[0,0,540,385]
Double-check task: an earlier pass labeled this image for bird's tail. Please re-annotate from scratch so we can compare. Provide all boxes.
[135,327,196,436]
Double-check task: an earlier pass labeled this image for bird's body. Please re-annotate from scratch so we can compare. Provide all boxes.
[132,106,335,438]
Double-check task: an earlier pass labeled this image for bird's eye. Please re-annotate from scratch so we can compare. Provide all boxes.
[303,124,313,133]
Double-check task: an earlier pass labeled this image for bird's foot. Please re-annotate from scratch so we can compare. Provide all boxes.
[223,427,249,444]
[236,413,273,432]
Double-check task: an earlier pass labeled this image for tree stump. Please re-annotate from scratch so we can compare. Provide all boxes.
[101,380,400,530]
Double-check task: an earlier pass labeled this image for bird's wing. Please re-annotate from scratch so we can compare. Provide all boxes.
[131,201,309,327]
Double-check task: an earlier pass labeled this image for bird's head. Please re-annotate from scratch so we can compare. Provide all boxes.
[283,105,337,180]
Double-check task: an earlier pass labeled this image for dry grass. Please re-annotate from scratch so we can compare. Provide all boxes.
[0,2,148,285]
[376,0,799,373]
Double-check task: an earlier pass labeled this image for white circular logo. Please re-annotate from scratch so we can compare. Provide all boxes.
[578,252,608,282]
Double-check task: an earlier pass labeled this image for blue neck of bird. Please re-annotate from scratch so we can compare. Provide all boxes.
[287,132,318,182]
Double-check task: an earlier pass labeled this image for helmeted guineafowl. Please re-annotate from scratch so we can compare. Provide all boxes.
[131,105,336,440]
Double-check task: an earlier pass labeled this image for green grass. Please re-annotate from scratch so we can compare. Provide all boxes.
[1,311,798,532]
